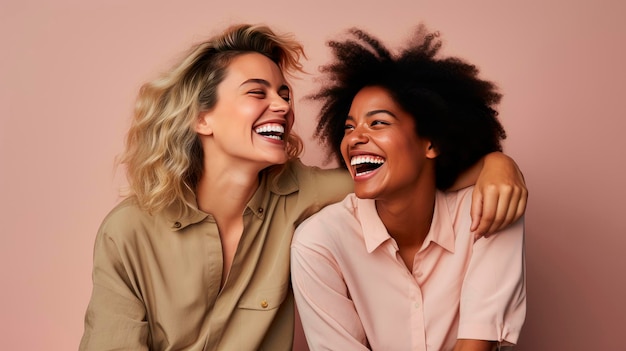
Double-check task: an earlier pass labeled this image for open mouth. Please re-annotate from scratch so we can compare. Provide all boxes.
[255,123,285,141]
[350,155,385,176]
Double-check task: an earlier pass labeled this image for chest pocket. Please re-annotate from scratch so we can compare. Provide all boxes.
[237,283,288,311]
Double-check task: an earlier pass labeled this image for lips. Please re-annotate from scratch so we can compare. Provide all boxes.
[254,123,285,141]
[350,155,385,176]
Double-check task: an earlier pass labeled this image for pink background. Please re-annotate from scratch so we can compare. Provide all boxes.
[1,1,625,350]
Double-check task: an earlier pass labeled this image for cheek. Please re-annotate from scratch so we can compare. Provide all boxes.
[236,105,258,121]
[391,132,423,154]
[393,141,428,176]
[226,98,258,121]
[376,134,397,145]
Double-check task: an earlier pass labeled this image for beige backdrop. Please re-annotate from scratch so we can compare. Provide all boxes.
[1,0,624,350]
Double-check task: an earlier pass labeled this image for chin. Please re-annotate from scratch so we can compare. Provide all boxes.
[265,154,289,167]
[354,188,379,200]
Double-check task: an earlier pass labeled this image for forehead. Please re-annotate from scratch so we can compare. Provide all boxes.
[349,86,417,129]
[350,86,403,112]
[223,52,286,85]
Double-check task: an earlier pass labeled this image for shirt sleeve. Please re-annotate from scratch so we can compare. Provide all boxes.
[79,228,150,351]
[291,224,370,351]
[314,167,353,206]
[457,215,526,344]
[290,160,353,227]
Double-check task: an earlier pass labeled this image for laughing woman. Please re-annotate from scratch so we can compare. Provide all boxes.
[291,26,526,350]
[80,24,527,350]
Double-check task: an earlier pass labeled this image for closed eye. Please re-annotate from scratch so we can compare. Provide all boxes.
[371,120,390,126]
[248,90,266,97]
[248,90,290,103]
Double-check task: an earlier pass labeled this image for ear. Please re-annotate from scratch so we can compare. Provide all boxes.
[195,111,213,136]
[425,141,439,159]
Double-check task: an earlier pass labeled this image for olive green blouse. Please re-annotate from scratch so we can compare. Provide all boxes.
[79,159,352,351]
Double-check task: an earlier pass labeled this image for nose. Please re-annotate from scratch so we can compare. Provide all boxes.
[344,123,369,147]
[269,94,291,115]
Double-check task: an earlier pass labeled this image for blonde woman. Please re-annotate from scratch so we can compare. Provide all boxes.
[80,24,527,350]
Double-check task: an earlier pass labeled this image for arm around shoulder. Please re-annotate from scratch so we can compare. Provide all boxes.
[309,163,353,205]
[450,151,528,237]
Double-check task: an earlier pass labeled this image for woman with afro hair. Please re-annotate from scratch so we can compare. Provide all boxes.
[291,25,526,351]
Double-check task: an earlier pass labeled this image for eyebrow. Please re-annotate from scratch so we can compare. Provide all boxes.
[346,109,398,121]
[241,78,290,93]
[366,109,397,118]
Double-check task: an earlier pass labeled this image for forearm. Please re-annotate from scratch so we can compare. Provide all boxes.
[448,157,484,191]
[449,151,524,192]
[453,339,496,351]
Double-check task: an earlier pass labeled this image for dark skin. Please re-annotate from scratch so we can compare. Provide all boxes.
[344,86,502,350]
[455,153,527,238]
[376,164,436,270]
[453,340,497,351]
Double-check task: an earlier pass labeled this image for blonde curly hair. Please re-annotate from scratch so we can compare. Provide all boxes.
[118,24,305,215]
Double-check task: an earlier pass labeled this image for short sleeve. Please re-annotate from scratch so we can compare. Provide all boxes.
[457,216,526,344]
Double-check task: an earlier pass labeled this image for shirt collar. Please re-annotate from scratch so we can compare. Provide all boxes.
[161,161,300,230]
[357,198,393,253]
[357,191,456,254]
[422,191,456,253]
[161,188,209,231]
[248,162,299,219]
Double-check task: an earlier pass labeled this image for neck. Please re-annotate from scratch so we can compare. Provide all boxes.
[376,183,437,248]
[195,159,263,222]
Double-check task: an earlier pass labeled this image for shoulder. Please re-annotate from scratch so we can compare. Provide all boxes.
[439,186,474,220]
[100,198,150,227]
[429,187,476,245]
[293,194,358,247]
[96,198,158,244]
[301,194,358,227]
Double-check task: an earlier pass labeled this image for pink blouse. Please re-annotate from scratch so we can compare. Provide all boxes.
[291,187,526,350]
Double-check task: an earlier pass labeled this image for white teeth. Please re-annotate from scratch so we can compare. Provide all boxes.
[350,155,385,166]
[255,124,285,134]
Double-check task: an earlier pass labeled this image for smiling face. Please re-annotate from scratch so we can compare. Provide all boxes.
[195,52,294,170]
[341,86,438,201]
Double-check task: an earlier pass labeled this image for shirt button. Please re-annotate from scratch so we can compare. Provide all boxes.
[173,222,182,228]
[416,271,423,277]
[260,300,269,308]
[414,302,420,309]
[258,207,263,213]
